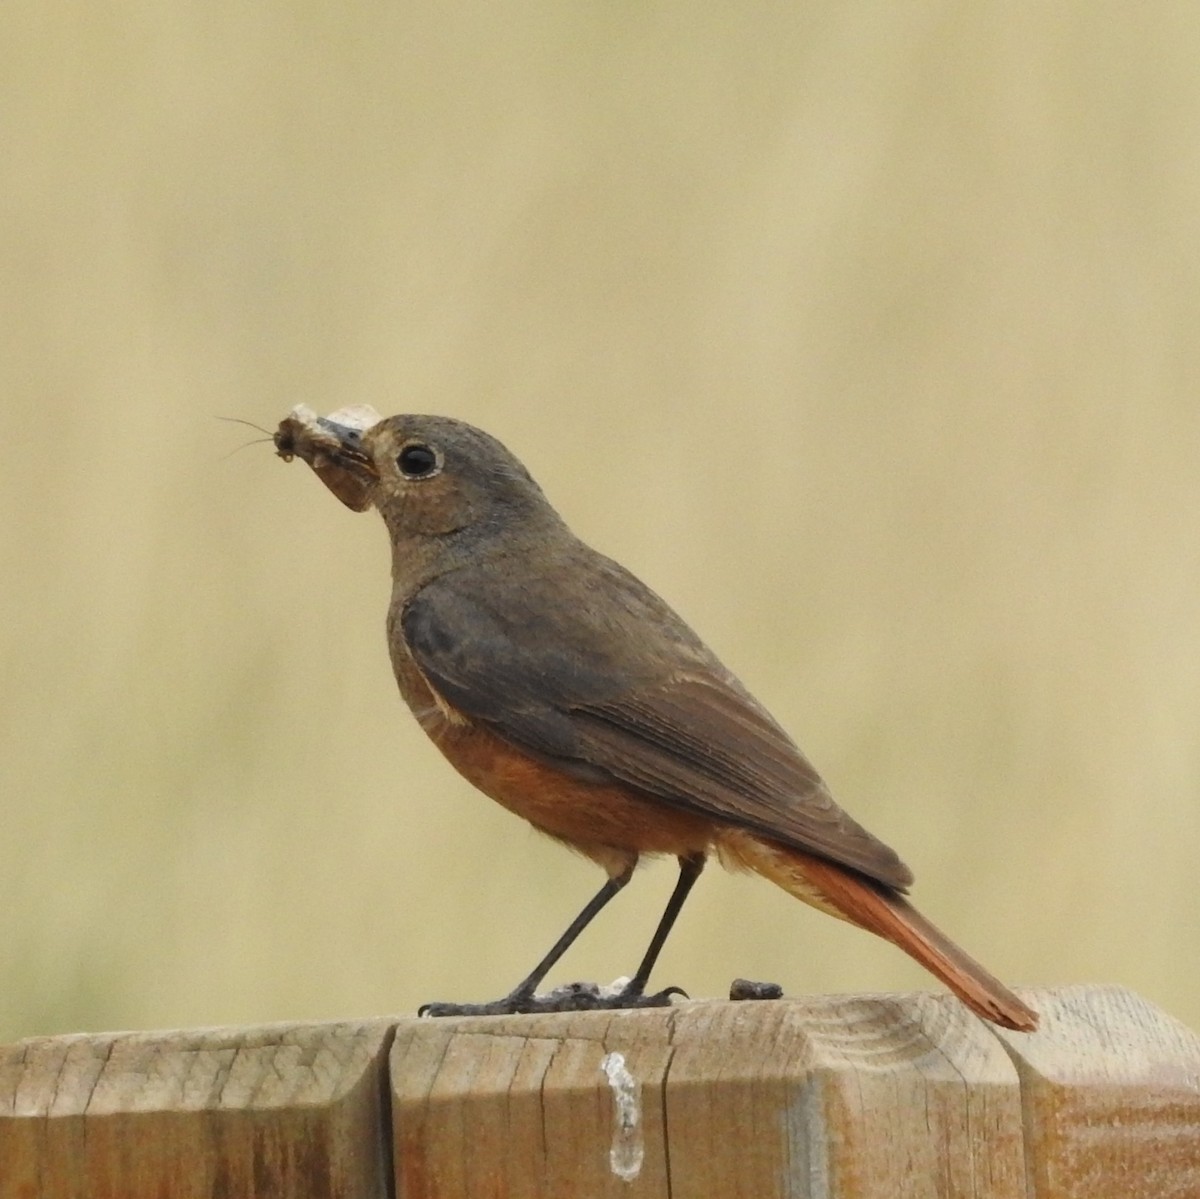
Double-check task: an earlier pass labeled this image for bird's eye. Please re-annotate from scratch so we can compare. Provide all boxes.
[397,443,440,479]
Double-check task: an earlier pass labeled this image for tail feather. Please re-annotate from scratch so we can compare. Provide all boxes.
[718,830,1038,1032]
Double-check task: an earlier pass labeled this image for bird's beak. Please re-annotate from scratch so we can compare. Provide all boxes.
[275,404,381,512]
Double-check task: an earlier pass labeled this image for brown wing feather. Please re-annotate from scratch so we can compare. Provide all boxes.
[569,671,914,890]
[402,565,913,891]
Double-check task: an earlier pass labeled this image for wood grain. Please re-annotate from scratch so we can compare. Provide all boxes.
[390,987,1200,1198]
[664,991,1027,1198]
[0,1019,394,1199]
[392,1008,675,1197]
[390,993,1027,1198]
[2,988,1197,1197]
[996,985,1200,1199]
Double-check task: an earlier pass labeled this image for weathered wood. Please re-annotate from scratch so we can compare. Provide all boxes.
[392,1007,676,1197]
[998,986,1200,1198]
[664,992,1027,1198]
[391,992,1028,1198]
[3,988,1199,1198]
[0,1019,394,1199]
[390,986,1200,1198]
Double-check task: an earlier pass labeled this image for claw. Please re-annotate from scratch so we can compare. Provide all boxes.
[419,980,688,1017]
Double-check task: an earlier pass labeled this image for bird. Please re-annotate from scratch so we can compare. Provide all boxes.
[274,408,1037,1031]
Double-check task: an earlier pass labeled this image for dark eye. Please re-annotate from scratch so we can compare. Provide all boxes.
[397,443,439,479]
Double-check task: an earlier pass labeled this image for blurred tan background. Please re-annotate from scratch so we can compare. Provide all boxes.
[4,4,1200,1044]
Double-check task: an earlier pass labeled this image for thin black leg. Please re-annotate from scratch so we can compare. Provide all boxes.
[623,853,706,998]
[420,864,634,1017]
[420,853,708,1018]
[508,864,634,999]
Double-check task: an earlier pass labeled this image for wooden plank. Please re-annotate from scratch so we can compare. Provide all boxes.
[664,991,1026,1199]
[390,993,1027,1199]
[997,985,1200,1199]
[3,987,1197,1196]
[390,988,1200,1198]
[391,1008,675,1198]
[0,1019,395,1199]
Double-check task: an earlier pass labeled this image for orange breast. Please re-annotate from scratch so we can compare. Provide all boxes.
[387,615,715,875]
[427,717,715,876]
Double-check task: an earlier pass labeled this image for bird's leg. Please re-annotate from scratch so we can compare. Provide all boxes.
[420,864,635,1017]
[420,854,707,1017]
[617,852,705,1004]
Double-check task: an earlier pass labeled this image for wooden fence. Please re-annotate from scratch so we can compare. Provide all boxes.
[2,985,1199,1197]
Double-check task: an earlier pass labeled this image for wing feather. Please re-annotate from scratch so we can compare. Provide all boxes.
[572,676,913,888]
[401,569,913,890]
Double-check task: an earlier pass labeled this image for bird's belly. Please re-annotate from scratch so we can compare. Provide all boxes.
[386,615,712,871]
[429,717,714,873]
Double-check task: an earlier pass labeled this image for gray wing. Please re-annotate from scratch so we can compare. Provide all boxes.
[401,567,913,890]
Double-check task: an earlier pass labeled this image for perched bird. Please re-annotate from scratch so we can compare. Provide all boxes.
[275,407,1036,1031]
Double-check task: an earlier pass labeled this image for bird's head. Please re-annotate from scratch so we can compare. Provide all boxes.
[275,406,562,558]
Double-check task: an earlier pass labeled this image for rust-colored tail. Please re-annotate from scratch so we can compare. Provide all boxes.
[718,830,1038,1032]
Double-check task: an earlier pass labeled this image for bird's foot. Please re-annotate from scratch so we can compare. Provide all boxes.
[418,995,536,1018]
[419,978,688,1018]
[591,978,689,1010]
